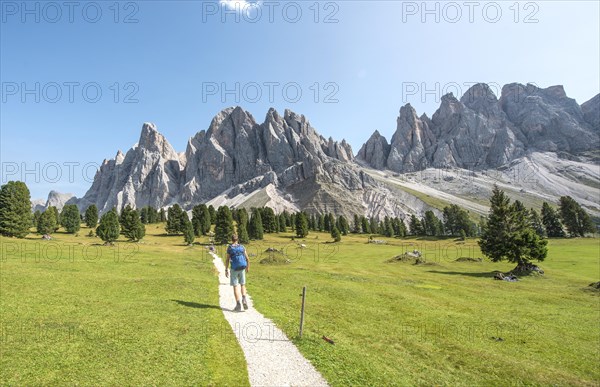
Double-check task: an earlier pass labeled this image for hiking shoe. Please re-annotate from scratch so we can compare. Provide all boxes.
[233,303,242,312]
[242,298,248,310]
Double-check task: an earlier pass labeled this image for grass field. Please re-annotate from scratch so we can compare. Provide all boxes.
[1,226,599,386]
[0,226,248,386]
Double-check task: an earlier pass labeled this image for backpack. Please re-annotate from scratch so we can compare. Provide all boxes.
[228,244,247,270]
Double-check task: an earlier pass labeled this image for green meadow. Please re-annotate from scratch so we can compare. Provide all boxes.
[1,226,598,386]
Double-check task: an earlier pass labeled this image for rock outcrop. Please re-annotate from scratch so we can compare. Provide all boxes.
[44,190,76,211]
[77,123,182,213]
[75,108,431,219]
[582,94,600,133]
[357,130,390,169]
[62,83,600,220]
[358,83,600,171]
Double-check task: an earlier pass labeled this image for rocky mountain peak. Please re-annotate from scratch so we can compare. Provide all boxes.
[460,83,500,114]
[357,130,391,169]
[581,94,600,132]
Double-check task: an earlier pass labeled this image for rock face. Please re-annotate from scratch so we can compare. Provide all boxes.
[77,123,183,213]
[75,108,432,219]
[30,198,46,213]
[357,130,390,169]
[67,84,599,219]
[582,94,600,133]
[44,191,76,211]
[358,83,600,171]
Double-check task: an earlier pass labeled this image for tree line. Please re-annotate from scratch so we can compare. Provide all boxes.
[0,180,596,246]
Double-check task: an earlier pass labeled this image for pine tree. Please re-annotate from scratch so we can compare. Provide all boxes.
[160,208,167,222]
[191,204,211,236]
[318,214,325,232]
[529,208,546,238]
[165,204,184,235]
[478,186,547,266]
[309,214,317,231]
[385,217,394,237]
[324,213,331,232]
[443,204,472,237]
[422,211,441,237]
[84,204,99,228]
[353,214,361,233]
[148,207,159,223]
[37,209,57,235]
[331,225,341,242]
[0,181,32,238]
[183,218,195,245]
[361,216,370,234]
[97,209,120,244]
[559,196,595,237]
[248,208,264,240]
[262,207,277,233]
[120,205,145,241]
[214,206,234,244]
[33,210,41,228]
[369,217,379,235]
[208,205,216,224]
[398,218,407,237]
[409,215,423,236]
[278,213,287,232]
[47,206,60,232]
[60,204,81,234]
[237,209,250,244]
[541,202,565,237]
[295,212,309,238]
[338,215,349,235]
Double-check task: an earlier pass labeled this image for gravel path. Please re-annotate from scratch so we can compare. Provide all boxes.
[210,252,329,387]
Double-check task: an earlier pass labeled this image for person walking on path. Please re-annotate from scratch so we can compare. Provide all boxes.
[225,234,250,312]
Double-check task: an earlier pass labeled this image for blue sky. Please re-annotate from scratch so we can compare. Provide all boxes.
[1,0,599,199]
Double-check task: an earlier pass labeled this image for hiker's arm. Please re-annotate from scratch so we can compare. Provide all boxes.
[245,249,250,273]
[225,252,230,277]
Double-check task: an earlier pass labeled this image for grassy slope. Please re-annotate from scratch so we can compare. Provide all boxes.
[248,232,600,386]
[0,226,248,386]
[2,226,598,386]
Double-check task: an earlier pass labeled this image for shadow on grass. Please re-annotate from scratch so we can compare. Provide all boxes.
[427,270,499,278]
[171,299,222,310]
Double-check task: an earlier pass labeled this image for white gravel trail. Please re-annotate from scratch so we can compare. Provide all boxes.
[210,252,329,387]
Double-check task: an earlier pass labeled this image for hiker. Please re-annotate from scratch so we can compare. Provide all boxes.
[225,234,250,312]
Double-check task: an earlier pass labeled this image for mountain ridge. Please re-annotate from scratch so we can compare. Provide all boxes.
[32,82,600,220]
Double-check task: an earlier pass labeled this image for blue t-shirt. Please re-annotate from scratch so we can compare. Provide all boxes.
[227,244,247,270]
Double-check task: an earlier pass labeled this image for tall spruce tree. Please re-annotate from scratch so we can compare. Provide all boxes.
[479,186,547,266]
[37,209,57,235]
[97,209,120,244]
[208,205,216,224]
[237,208,250,244]
[165,204,184,235]
[249,209,264,240]
[541,202,565,237]
[529,208,546,238]
[0,181,32,238]
[331,225,341,242]
[214,206,234,244]
[559,196,595,237]
[183,218,195,245]
[85,204,99,228]
[338,215,349,235]
[295,212,309,238]
[61,204,81,234]
[120,205,145,241]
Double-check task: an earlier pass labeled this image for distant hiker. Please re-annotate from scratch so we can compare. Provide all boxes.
[225,234,250,312]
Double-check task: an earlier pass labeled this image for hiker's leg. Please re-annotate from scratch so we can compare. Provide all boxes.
[240,270,247,296]
[233,284,241,301]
